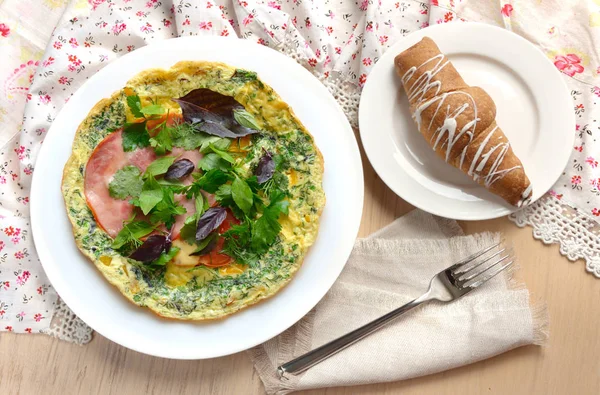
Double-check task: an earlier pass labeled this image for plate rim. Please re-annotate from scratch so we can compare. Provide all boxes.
[30,36,364,359]
[359,22,574,221]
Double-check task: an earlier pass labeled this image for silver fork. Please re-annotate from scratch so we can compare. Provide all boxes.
[277,242,514,378]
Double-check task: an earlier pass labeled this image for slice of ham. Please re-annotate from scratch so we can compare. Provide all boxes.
[84,129,204,238]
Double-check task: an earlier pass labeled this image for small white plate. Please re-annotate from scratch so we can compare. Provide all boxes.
[30,37,363,359]
[359,22,574,220]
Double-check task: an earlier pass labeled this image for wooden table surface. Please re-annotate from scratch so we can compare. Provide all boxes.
[3,144,600,395]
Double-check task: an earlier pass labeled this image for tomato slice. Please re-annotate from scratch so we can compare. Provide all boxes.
[199,253,233,268]
[218,210,239,233]
[198,238,233,267]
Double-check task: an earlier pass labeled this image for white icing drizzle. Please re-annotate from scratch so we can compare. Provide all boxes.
[402,54,449,104]
[467,126,521,188]
[401,52,524,191]
[517,184,533,207]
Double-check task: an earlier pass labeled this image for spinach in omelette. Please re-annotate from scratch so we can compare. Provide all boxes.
[61,61,325,320]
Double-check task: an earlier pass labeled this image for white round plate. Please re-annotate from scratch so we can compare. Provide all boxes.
[30,37,363,359]
[359,22,574,220]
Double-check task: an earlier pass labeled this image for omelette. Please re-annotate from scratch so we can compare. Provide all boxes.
[62,61,325,320]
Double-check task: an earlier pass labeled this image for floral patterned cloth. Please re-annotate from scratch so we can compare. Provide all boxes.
[0,0,599,338]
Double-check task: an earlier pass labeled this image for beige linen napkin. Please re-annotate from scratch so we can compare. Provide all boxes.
[248,210,548,394]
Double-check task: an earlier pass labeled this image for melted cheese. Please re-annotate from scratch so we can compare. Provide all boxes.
[171,239,200,266]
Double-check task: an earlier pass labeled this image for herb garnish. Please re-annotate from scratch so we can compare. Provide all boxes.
[108,166,143,199]
[250,190,289,253]
[144,156,175,178]
[231,176,253,214]
[110,89,293,268]
[111,219,155,252]
[233,108,261,130]
[164,159,195,181]
[255,151,275,184]
[173,88,260,138]
[129,234,169,262]
[123,92,166,153]
[122,122,150,152]
[195,207,227,241]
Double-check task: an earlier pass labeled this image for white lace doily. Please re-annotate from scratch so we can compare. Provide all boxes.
[42,298,93,345]
[510,196,600,277]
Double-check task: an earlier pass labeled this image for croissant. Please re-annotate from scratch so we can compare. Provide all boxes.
[394,37,532,207]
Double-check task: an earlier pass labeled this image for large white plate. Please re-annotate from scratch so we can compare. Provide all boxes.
[30,37,363,359]
[359,23,574,220]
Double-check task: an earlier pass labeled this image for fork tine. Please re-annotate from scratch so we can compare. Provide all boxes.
[453,246,507,277]
[450,240,503,271]
[465,258,514,289]
[457,248,513,281]
[459,253,511,282]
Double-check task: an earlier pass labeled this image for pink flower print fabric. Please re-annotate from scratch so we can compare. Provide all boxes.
[554,54,585,77]
[0,215,58,334]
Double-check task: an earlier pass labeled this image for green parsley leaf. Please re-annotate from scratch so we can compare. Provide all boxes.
[108,166,143,200]
[149,124,173,155]
[195,192,208,217]
[214,183,247,219]
[215,184,233,205]
[186,169,231,198]
[268,190,290,215]
[251,211,281,253]
[149,188,186,229]
[144,156,175,178]
[245,176,260,193]
[131,176,163,215]
[140,104,165,116]
[199,137,230,153]
[122,122,150,152]
[179,215,198,245]
[157,179,187,194]
[233,108,261,130]
[111,220,154,250]
[208,143,235,163]
[171,123,211,150]
[138,189,163,215]
[126,94,144,118]
[251,193,289,253]
[232,176,253,214]
[198,153,231,172]
[151,246,180,266]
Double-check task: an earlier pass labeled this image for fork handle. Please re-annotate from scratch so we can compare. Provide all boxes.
[277,292,431,377]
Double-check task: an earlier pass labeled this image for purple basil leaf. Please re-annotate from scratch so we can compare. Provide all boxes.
[164,158,195,181]
[129,235,167,262]
[255,151,275,183]
[195,120,246,139]
[164,234,172,253]
[178,88,243,115]
[172,99,229,125]
[196,207,227,241]
[230,123,257,137]
[174,99,257,138]
[173,89,259,138]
